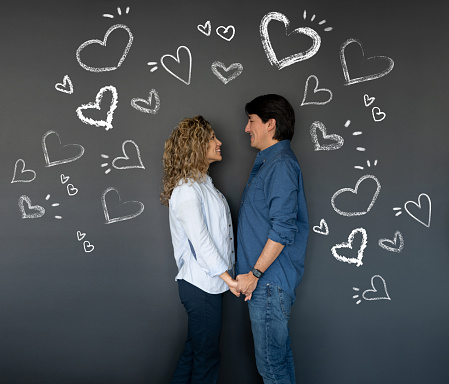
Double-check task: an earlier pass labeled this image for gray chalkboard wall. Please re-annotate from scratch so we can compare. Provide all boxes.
[2,0,449,383]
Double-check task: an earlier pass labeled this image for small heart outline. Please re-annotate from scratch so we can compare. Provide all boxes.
[331,227,368,267]
[11,159,36,183]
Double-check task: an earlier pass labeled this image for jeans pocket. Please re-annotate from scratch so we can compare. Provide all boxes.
[278,286,292,319]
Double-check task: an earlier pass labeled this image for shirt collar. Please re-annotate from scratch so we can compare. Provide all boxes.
[257,140,290,161]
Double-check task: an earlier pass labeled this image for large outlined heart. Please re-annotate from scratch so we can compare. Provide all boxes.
[362,275,391,301]
[42,130,85,167]
[331,227,367,267]
[211,61,243,84]
[76,24,133,72]
[301,75,333,106]
[310,121,344,151]
[378,230,404,253]
[112,140,145,170]
[131,89,160,114]
[76,85,118,131]
[331,174,381,217]
[340,38,394,86]
[260,11,321,70]
[404,193,431,228]
[161,46,192,85]
[18,195,45,219]
[11,159,36,183]
[101,187,144,224]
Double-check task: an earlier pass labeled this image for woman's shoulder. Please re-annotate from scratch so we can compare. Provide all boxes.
[170,177,208,204]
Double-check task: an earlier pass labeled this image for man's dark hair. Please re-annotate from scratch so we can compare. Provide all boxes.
[245,94,295,141]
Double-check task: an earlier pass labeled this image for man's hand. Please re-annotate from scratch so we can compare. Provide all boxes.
[236,272,259,301]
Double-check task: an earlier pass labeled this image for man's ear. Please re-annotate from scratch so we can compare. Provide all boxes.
[267,118,276,133]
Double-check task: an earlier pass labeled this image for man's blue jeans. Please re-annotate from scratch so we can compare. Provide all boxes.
[248,284,296,384]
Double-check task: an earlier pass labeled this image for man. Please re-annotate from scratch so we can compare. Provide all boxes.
[236,94,309,384]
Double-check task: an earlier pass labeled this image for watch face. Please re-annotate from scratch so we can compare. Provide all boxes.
[252,268,262,278]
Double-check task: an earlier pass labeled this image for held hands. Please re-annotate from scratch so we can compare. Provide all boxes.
[235,272,259,301]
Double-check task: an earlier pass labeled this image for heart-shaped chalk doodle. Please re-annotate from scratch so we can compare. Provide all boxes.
[211,61,243,84]
[363,94,375,107]
[216,25,235,41]
[313,219,329,236]
[260,11,321,70]
[101,187,145,224]
[76,85,118,131]
[60,174,70,184]
[131,89,161,114]
[331,227,367,267]
[161,46,192,85]
[372,107,386,122]
[301,75,333,106]
[42,130,85,167]
[310,121,344,151]
[67,184,78,196]
[11,159,36,183]
[77,231,86,241]
[18,195,45,219]
[76,24,133,72]
[404,193,431,228]
[83,240,95,253]
[112,140,145,170]
[362,275,391,301]
[331,174,381,217]
[197,20,211,36]
[340,38,394,86]
[378,230,404,253]
[55,75,74,94]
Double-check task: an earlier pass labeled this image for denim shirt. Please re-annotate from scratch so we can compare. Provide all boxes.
[236,140,309,299]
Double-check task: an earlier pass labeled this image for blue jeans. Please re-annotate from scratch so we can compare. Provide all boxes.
[248,284,296,384]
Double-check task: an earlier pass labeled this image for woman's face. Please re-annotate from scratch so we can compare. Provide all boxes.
[205,131,222,164]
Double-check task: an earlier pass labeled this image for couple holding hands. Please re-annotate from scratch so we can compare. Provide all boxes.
[160,94,309,384]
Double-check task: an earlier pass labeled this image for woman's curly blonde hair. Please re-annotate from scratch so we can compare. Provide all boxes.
[160,115,213,206]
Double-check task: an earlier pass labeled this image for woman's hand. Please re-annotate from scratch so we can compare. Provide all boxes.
[228,279,241,297]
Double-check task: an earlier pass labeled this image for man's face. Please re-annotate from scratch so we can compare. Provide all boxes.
[244,114,271,151]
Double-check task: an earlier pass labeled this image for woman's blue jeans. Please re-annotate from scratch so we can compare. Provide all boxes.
[248,284,296,384]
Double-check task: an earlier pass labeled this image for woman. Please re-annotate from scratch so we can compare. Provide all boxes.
[160,115,239,384]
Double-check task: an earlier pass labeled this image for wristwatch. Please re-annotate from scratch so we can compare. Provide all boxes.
[251,268,264,279]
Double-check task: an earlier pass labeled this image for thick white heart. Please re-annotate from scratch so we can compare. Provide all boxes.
[131,89,161,114]
[42,130,85,167]
[55,75,74,94]
[60,174,70,184]
[161,46,192,85]
[331,227,367,267]
[331,174,381,217]
[18,195,45,219]
[11,159,36,183]
[372,107,386,122]
[362,275,391,301]
[310,121,344,151]
[301,75,333,106]
[378,231,404,253]
[112,140,145,170]
[101,187,145,224]
[363,94,375,107]
[313,219,329,235]
[216,25,235,41]
[67,184,78,196]
[404,193,431,228]
[197,20,211,36]
[340,38,394,86]
[77,231,86,241]
[83,241,95,253]
[211,61,243,84]
[76,24,133,72]
[260,12,321,70]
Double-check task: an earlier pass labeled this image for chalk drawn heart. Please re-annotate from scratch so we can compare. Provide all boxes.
[77,231,86,241]
[101,187,144,224]
[197,20,211,36]
[301,75,333,106]
[18,195,45,219]
[211,61,243,84]
[216,25,235,41]
[131,89,161,114]
[310,121,344,151]
[76,85,118,131]
[112,140,145,170]
[362,275,391,301]
[67,184,78,196]
[372,107,386,122]
[76,24,133,72]
[60,174,70,184]
[363,94,375,107]
[340,38,394,86]
[83,240,95,253]
[404,193,431,228]
[331,227,367,267]
[161,46,192,85]
[313,219,329,236]
[11,159,36,183]
[42,130,85,167]
[378,230,404,253]
[331,174,381,217]
[260,11,321,70]
[55,75,73,94]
